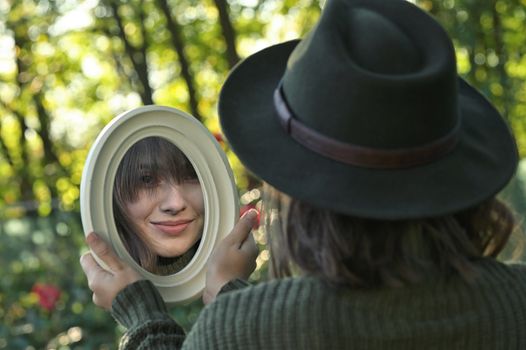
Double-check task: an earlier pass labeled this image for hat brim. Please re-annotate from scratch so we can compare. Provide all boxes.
[219,40,518,219]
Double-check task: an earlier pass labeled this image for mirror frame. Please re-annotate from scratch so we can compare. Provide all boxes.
[80,105,238,304]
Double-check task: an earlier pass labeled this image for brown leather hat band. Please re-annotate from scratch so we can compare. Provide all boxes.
[273,85,461,169]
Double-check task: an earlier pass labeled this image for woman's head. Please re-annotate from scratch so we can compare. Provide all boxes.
[219,0,520,286]
[113,137,204,273]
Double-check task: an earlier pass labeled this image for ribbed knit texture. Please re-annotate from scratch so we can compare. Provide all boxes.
[219,278,251,293]
[112,259,526,349]
[156,244,198,276]
[112,279,186,349]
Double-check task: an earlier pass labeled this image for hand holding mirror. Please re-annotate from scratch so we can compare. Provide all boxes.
[80,106,238,304]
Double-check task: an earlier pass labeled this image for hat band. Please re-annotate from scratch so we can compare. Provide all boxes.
[273,83,461,169]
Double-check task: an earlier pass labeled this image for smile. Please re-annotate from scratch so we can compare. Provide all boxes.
[151,220,194,235]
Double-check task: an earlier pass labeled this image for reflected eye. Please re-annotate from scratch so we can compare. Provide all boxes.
[140,174,157,186]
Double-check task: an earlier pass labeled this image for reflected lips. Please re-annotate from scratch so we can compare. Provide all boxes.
[152,220,193,235]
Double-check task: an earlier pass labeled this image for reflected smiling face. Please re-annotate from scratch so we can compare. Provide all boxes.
[125,178,204,258]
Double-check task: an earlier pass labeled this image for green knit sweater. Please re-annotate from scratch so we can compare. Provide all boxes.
[111,259,526,349]
[155,243,198,276]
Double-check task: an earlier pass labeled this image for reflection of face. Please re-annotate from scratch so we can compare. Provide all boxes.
[125,178,204,258]
[114,137,205,267]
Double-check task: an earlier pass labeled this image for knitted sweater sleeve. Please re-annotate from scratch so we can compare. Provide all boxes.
[110,279,251,349]
[111,279,186,349]
[219,278,251,294]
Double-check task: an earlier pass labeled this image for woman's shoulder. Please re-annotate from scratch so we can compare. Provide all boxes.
[504,260,526,273]
[184,277,332,349]
[474,258,526,284]
[184,268,526,349]
[199,276,329,324]
[212,276,325,308]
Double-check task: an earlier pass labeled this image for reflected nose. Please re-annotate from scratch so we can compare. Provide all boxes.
[159,184,186,215]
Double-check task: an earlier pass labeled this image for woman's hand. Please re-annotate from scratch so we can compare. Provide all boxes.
[80,232,142,311]
[203,209,259,305]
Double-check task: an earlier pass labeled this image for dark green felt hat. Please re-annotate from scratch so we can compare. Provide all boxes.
[218,0,518,219]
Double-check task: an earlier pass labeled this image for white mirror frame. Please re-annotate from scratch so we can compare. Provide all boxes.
[80,105,238,304]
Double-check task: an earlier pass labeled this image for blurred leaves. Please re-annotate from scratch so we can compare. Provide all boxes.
[416,0,526,154]
[0,0,323,348]
[0,212,118,348]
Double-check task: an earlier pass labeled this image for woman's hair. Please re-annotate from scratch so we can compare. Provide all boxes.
[264,185,522,288]
[112,136,198,274]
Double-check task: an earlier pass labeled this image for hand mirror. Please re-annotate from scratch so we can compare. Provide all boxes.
[80,105,238,304]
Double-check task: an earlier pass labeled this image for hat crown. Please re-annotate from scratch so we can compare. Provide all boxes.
[282,0,459,150]
[346,8,420,75]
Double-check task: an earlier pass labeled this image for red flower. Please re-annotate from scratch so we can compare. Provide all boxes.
[213,132,223,143]
[32,283,61,312]
[240,204,260,229]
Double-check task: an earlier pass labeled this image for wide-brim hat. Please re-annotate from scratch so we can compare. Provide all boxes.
[219,0,518,220]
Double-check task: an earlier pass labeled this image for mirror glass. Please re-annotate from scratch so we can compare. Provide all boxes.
[80,105,238,304]
[113,136,204,276]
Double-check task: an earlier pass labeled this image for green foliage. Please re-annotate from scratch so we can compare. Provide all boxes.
[0,212,119,349]
[416,0,526,155]
[0,0,524,348]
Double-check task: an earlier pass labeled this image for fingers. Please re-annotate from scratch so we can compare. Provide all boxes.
[225,209,258,246]
[86,232,124,272]
[80,252,113,306]
[240,233,258,257]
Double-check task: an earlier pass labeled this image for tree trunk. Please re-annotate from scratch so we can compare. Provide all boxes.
[13,111,32,198]
[33,93,64,169]
[0,103,16,168]
[156,0,202,121]
[490,0,509,122]
[212,0,240,68]
[10,30,36,201]
[210,0,259,189]
[107,0,154,105]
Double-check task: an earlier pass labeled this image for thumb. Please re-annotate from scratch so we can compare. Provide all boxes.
[86,232,124,272]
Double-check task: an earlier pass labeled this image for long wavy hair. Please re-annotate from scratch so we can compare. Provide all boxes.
[113,136,198,274]
[264,185,522,288]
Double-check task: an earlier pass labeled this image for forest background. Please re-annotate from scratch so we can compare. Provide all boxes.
[1,0,525,348]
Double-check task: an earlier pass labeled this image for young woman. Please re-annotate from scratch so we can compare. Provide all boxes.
[80,0,526,348]
[113,136,204,275]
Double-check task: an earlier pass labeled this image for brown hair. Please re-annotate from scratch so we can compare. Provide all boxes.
[265,186,521,288]
[112,136,197,274]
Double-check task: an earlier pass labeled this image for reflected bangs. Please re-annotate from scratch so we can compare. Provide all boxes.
[115,137,197,203]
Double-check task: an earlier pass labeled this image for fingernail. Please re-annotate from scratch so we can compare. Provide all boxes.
[86,232,98,243]
[242,209,258,220]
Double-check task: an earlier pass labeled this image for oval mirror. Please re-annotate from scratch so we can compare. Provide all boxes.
[80,105,238,304]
